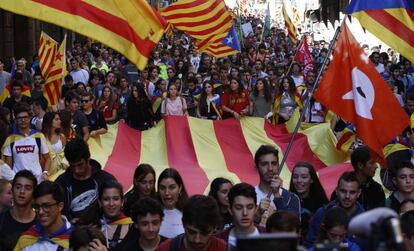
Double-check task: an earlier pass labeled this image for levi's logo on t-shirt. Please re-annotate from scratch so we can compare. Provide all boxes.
[16,145,35,153]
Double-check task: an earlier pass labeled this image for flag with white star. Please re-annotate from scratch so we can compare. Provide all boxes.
[203,25,241,57]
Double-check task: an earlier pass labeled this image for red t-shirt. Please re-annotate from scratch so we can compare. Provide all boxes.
[156,236,227,251]
[221,89,250,113]
[99,101,119,119]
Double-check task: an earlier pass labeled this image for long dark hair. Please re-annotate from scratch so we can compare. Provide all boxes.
[41,112,61,140]
[129,84,149,103]
[157,168,188,211]
[98,86,115,109]
[225,78,245,98]
[253,78,272,102]
[279,76,297,95]
[208,177,233,208]
[199,81,213,113]
[59,110,73,138]
[133,163,156,198]
[289,162,328,206]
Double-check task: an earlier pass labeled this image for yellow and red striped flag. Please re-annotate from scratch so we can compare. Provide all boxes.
[159,0,234,54]
[292,4,301,27]
[81,117,350,196]
[346,0,414,63]
[41,35,66,106]
[239,0,248,14]
[38,32,59,79]
[283,0,297,44]
[0,0,166,70]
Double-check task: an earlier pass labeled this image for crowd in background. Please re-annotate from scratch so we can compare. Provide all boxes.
[0,14,413,251]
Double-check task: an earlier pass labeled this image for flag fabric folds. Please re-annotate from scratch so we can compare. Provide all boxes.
[294,36,313,76]
[39,34,66,106]
[159,0,238,57]
[346,0,414,63]
[283,0,297,45]
[263,2,271,37]
[72,117,349,196]
[0,0,166,70]
[314,23,409,156]
[38,32,59,79]
[203,26,241,57]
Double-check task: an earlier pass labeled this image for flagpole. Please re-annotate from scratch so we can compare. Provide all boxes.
[285,35,304,76]
[260,15,348,223]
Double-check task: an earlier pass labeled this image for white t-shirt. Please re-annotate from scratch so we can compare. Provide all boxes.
[70,69,89,84]
[3,133,49,181]
[159,208,184,238]
[228,227,260,248]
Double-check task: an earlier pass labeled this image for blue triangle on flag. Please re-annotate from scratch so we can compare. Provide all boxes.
[222,26,240,51]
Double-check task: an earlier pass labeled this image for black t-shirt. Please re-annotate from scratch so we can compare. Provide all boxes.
[85,109,107,132]
[55,159,116,220]
[72,109,89,138]
[0,209,37,251]
[3,96,32,116]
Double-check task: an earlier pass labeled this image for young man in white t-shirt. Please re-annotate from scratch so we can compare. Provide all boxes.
[69,58,89,84]
[2,103,50,182]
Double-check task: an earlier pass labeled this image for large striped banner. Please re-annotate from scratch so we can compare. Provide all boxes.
[74,116,358,196]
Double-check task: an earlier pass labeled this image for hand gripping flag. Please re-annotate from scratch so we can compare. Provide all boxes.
[294,36,313,76]
[314,23,409,156]
[0,0,166,70]
[347,0,414,63]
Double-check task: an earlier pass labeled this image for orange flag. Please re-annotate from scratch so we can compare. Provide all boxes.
[314,23,409,156]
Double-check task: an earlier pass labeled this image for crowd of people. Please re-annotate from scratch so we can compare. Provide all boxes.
[0,13,413,251]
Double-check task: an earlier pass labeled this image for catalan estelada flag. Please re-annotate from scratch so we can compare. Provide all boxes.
[0,0,166,70]
[54,117,352,197]
[40,35,66,106]
[347,0,414,63]
[159,0,234,56]
[202,25,241,57]
[283,0,297,45]
[38,32,58,79]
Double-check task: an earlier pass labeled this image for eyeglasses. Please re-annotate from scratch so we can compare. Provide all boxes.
[81,99,90,103]
[32,202,59,212]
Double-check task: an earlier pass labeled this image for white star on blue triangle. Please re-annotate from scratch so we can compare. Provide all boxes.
[222,26,240,51]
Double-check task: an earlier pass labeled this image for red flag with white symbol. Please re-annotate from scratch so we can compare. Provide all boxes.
[314,23,409,156]
[294,36,313,76]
